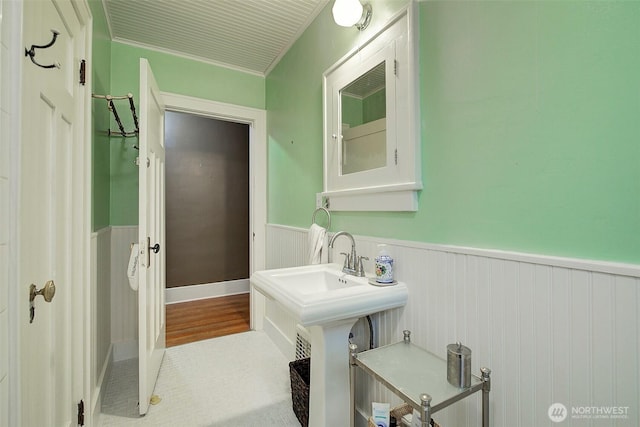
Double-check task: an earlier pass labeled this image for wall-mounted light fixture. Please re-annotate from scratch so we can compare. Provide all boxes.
[332,0,372,31]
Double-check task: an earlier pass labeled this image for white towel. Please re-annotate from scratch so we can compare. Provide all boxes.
[307,224,326,264]
[127,243,140,291]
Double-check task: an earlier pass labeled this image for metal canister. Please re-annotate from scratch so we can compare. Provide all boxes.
[447,342,471,388]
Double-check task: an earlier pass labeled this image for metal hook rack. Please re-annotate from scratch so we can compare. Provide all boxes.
[25,29,61,69]
[92,93,139,139]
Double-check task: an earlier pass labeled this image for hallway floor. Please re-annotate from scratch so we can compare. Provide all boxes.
[166,294,250,347]
[100,331,300,426]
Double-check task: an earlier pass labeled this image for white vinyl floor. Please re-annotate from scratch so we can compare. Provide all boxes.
[100,331,301,426]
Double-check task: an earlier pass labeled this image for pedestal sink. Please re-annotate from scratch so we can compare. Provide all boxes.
[250,263,408,427]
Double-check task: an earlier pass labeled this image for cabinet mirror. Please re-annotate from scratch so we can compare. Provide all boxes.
[340,61,386,175]
[323,6,421,211]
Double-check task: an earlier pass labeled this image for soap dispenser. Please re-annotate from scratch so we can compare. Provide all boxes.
[375,244,394,283]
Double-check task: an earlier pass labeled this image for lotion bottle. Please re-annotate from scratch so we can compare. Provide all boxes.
[375,244,394,283]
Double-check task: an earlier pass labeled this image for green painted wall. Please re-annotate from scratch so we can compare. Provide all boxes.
[418,1,640,263]
[108,42,266,225]
[363,89,385,123]
[267,0,409,230]
[342,89,386,127]
[266,1,640,264]
[342,95,364,127]
[89,0,111,231]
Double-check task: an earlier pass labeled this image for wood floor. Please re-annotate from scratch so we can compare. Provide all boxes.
[166,293,250,347]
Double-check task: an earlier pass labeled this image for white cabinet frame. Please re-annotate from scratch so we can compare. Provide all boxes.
[322,3,421,211]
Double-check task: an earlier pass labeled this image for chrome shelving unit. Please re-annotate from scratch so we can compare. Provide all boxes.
[349,330,491,427]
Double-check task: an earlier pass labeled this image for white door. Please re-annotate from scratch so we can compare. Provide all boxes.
[19,0,89,425]
[138,58,166,415]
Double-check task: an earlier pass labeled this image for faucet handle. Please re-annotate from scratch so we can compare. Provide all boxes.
[339,252,350,270]
[356,256,369,277]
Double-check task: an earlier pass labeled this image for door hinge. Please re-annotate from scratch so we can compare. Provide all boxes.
[394,59,398,76]
[79,59,86,85]
[135,157,150,167]
[77,400,85,426]
[394,149,398,165]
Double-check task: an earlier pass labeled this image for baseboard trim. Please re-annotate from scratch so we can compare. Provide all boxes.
[166,279,250,304]
[263,317,295,360]
[112,339,138,362]
[355,407,369,427]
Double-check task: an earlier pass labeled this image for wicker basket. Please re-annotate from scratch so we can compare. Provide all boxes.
[367,403,441,427]
[289,358,310,427]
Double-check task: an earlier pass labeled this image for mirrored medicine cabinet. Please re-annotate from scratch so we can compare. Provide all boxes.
[322,5,421,211]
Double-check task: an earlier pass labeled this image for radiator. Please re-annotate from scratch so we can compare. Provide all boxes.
[295,324,312,360]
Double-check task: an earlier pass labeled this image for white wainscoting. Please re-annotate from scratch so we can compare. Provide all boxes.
[90,227,113,422]
[110,226,139,361]
[264,224,640,427]
[93,227,112,371]
[261,225,310,357]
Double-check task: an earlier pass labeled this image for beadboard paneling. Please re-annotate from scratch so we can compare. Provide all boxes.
[103,0,327,75]
[262,225,308,355]
[264,224,640,427]
[110,226,139,360]
[265,224,308,268]
[93,227,112,372]
[91,227,112,418]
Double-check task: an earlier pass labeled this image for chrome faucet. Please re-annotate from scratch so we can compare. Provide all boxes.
[328,231,368,277]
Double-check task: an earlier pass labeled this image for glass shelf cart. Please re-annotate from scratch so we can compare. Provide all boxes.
[349,330,491,427]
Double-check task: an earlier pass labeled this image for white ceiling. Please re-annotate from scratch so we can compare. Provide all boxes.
[342,61,385,98]
[101,0,330,76]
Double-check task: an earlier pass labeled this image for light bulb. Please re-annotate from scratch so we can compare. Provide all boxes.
[332,0,363,27]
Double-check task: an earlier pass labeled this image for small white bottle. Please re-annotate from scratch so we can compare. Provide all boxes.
[375,244,394,283]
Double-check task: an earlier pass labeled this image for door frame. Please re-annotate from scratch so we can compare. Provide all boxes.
[7,0,93,424]
[5,1,23,425]
[160,92,267,327]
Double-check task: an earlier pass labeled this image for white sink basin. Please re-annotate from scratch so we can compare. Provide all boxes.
[250,263,408,327]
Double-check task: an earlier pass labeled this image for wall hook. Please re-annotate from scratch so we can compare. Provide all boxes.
[25,29,61,69]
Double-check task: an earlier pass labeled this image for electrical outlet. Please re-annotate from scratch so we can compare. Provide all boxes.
[316,193,323,208]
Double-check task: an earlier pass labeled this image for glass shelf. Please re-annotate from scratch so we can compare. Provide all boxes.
[351,334,491,427]
[355,341,483,413]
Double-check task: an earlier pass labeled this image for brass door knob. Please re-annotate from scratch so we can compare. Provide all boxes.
[30,280,55,303]
[29,280,55,323]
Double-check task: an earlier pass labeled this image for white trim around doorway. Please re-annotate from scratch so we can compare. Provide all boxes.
[159,93,267,329]
[160,93,267,274]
